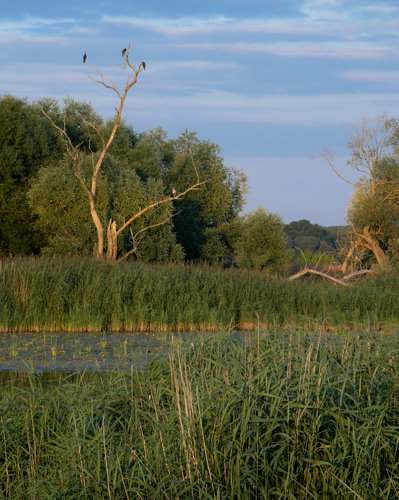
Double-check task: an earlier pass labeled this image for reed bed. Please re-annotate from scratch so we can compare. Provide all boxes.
[0,330,398,498]
[0,256,399,332]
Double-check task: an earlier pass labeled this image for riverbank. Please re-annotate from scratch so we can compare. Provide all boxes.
[1,256,398,332]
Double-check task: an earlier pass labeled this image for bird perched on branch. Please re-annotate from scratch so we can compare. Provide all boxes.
[83,52,87,63]
[122,48,127,56]
[141,61,146,70]
[172,187,176,197]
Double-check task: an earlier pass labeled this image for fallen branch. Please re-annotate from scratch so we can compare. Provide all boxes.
[288,268,349,285]
[287,267,374,285]
[341,269,374,280]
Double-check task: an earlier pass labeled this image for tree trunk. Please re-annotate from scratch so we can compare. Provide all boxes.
[341,241,356,273]
[358,225,387,265]
[343,225,388,271]
[106,219,118,261]
[90,204,104,260]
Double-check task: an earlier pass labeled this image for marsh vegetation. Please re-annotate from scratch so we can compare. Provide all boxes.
[1,257,399,333]
[1,330,398,498]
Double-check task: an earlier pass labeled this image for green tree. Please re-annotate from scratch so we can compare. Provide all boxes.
[164,130,247,260]
[230,207,291,271]
[28,155,109,255]
[28,152,184,261]
[284,219,340,255]
[346,155,399,267]
[0,95,64,255]
[325,117,399,270]
[28,122,246,263]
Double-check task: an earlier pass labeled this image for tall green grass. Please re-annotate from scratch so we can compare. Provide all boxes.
[1,330,398,498]
[1,256,399,331]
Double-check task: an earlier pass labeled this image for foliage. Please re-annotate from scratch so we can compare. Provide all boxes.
[27,156,109,255]
[0,95,62,254]
[285,219,342,256]
[230,207,291,271]
[332,117,399,269]
[164,130,248,260]
[0,93,247,263]
[1,330,399,498]
[27,102,247,262]
[295,248,336,268]
[346,165,399,268]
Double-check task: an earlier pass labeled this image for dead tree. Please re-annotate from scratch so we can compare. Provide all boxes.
[322,117,398,272]
[287,117,398,283]
[42,43,210,261]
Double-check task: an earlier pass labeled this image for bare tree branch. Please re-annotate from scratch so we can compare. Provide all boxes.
[42,42,213,261]
[116,176,211,236]
[117,214,176,263]
[321,149,359,188]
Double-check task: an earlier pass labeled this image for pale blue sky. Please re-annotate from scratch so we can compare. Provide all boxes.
[1,0,399,225]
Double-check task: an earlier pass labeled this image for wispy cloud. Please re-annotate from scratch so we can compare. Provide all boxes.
[173,41,392,59]
[102,11,399,45]
[150,60,240,72]
[130,90,399,126]
[142,20,340,37]
[103,14,234,29]
[341,70,399,83]
[7,71,397,128]
[362,5,399,15]
[0,63,87,88]
[0,33,67,44]
[103,15,330,36]
[300,0,347,21]
[0,16,76,34]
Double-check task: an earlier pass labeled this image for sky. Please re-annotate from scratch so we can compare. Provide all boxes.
[1,0,399,225]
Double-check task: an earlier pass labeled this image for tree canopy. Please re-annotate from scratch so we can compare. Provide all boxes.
[26,99,247,262]
[228,208,291,271]
[0,94,253,264]
[0,91,346,272]
[0,95,62,254]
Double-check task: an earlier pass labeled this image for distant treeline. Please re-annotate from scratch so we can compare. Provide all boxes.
[284,219,347,267]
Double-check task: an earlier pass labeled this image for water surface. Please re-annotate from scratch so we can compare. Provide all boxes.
[0,331,190,372]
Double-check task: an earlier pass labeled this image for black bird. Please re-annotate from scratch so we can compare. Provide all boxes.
[141,61,146,70]
[122,48,127,57]
[83,51,87,63]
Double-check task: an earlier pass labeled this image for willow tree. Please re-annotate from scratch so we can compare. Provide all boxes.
[324,117,399,271]
[43,44,209,261]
